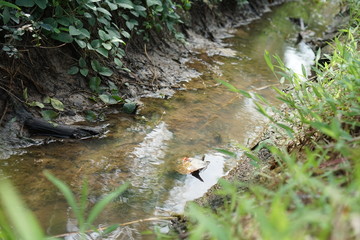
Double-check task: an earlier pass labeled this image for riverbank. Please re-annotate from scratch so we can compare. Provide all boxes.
[175,1,360,238]
[0,0,286,153]
[193,0,351,207]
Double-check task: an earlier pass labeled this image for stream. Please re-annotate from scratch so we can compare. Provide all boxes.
[0,1,341,239]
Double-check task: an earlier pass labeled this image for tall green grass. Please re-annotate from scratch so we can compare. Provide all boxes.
[0,172,128,240]
[183,1,360,239]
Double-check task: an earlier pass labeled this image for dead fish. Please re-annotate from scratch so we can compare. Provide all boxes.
[177,156,210,182]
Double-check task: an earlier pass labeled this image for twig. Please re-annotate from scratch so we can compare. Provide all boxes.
[0,42,67,49]
[144,44,158,88]
[252,83,281,91]
[37,43,67,49]
[0,84,26,104]
[50,216,177,238]
[0,99,9,126]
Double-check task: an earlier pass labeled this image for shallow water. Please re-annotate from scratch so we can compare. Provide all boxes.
[0,1,340,238]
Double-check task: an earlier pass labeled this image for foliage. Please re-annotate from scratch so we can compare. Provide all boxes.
[0,0,189,112]
[44,171,129,237]
[0,172,128,239]
[0,180,46,240]
[183,1,360,239]
[205,0,248,8]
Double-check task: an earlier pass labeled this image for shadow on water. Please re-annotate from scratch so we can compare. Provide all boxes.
[0,1,341,238]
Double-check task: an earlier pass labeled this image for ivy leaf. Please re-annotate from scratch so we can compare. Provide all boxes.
[41,110,58,121]
[85,110,97,122]
[75,39,87,48]
[114,58,123,67]
[80,68,89,77]
[99,94,118,104]
[39,23,53,31]
[133,5,146,17]
[68,66,79,75]
[96,47,109,58]
[91,39,101,48]
[51,32,73,43]
[43,96,51,104]
[89,77,101,92]
[98,29,109,41]
[134,5,146,11]
[126,19,138,30]
[2,7,10,24]
[50,98,64,111]
[146,0,161,7]
[56,17,71,26]
[123,102,137,114]
[15,0,35,7]
[98,67,113,76]
[28,101,45,108]
[97,17,109,25]
[34,0,47,9]
[107,2,117,10]
[77,28,90,39]
[69,25,81,36]
[96,7,111,17]
[108,81,118,93]
[102,42,112,50]
[116,0,134,9]
[79,57,87,68]
[91,60,101,72]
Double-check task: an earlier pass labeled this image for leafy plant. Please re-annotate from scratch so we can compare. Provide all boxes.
[1,0,190,111]
[44,171,129,237]
[0,172,128,239]
[182,2,360,239]
[0,180,46,240]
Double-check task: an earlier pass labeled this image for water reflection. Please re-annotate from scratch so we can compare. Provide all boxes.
[161,152,227,213]
[284,41,315,81]
[130,122,173,191]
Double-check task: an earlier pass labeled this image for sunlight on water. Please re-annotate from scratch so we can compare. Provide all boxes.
[284,41,315,81]
[160,152,228,213]
[130,122,173,188]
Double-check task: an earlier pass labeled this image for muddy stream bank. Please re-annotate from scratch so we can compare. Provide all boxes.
[0,1,342,239]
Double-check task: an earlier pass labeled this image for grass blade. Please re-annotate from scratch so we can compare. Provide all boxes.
[264,50,274,72]
[0,180,45,240]
[87,183,129,225]
[215,148,237,158]
[44,171,82,223]
[217,79,239,93]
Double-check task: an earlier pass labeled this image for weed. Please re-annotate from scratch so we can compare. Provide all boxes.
[0,172,128,239]
[183,1,360,239]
